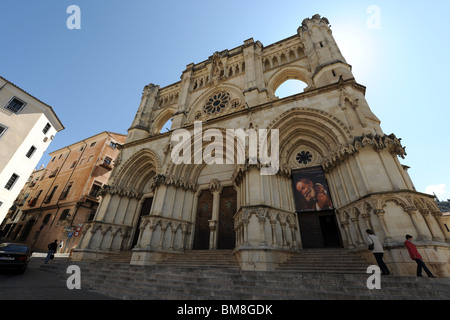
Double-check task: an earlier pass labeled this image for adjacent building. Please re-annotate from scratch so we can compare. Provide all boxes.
[0,76,64,224]
[0,131,126,252]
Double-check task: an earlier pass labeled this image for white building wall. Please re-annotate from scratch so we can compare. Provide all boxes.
[0,77,63,223]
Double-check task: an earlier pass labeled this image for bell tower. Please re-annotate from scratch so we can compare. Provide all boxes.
[127,83,160,143]
[298,14,354,88]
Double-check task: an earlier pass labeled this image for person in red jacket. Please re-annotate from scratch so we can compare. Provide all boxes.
[404,235,436,278]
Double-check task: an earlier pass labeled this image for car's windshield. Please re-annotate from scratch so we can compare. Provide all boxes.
[0,243,29,253]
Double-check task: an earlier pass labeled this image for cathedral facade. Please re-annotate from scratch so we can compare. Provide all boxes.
[72,15,450,276]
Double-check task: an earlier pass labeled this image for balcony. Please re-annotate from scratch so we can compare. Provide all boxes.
[99,163,112,171]
[28,198,37,207]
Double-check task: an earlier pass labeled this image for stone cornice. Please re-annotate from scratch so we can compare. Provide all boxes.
[322,133,407,171]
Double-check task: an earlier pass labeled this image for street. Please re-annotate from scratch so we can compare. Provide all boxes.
[0,254,116,300]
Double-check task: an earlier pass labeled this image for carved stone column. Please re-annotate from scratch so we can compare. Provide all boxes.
[209,179,222,249]
[341,221,355,249]
[421,209,444,242]
[432,211,450,242]
[405,206,430,241]
[351,217,365,246]
[374,209,394,242]
[361,213,373,231]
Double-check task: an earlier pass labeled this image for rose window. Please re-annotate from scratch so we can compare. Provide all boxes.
[203,92,231,114]
[296,151,312,164]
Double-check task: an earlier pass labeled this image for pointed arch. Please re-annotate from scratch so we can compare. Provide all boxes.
[266,66,313,99]
[113,149,161,191]
[267,108,351,167]
[151,107,176,134]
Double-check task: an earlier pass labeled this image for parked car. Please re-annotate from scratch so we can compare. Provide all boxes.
[0,242,32,274]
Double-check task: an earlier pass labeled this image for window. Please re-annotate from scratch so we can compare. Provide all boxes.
[49,167,59,178]
[109,142,117,149]
[0,123,8,138]
[42,214,52,225]
[100,156,113,169]
[59,209,70,221]
[5,97,26,114]
[89,183,102,198]
[28,190,42,206]
[51,157,56,162]
[26,146,37,158]
[70,161,77,169]
[4,173,19,190]
[87,155,93,163]
[42,123,51,134]
[59,182,73,199]
[44,186,58,203]
[90,142,96,147]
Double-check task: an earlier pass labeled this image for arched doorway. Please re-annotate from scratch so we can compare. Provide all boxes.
[292,166,342,248]
[193,190,213,250]
[131,197,153,249]
[218,186,236,249]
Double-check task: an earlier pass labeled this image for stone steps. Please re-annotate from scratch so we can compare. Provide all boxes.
[37,249,450,300]
[276,248,370,273]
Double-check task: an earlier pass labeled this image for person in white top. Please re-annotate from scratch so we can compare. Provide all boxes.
[366,229,390,275]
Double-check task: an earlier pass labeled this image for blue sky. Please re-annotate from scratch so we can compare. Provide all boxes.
[1,0,449,201]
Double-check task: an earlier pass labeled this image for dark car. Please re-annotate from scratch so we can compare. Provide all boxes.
[0,242,32,274]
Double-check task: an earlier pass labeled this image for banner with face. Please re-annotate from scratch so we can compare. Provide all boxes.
[292,167,334,213]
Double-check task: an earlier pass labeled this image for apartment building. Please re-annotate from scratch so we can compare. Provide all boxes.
[0,76,64,223]
[0,131,126,252]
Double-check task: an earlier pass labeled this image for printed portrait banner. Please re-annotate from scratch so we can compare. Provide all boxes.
[291,167,334,213]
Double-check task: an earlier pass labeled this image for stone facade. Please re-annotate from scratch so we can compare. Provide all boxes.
[72,15,450,276]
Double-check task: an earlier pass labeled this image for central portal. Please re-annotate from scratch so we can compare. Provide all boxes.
[218,186,236,249]
[193,186,236,250]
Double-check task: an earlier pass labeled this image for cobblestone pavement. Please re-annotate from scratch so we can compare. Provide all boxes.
[0,254,116,300]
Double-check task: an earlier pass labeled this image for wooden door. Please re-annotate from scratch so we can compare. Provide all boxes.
[193,190,213,250]
[218,186,236,249]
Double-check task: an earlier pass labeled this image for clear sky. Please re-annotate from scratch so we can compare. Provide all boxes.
[1,0,449,201]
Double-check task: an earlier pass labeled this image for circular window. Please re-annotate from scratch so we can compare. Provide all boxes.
[204,92,230,114]
[296,151,312,165]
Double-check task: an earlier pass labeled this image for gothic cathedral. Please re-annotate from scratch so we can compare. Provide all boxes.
[72,15,450,276]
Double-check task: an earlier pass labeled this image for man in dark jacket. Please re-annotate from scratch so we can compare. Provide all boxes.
[44,239,58,264]
[404,234,436,278]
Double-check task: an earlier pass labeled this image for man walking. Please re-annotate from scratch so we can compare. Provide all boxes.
[44,239,58,264]
[404,234,436,278]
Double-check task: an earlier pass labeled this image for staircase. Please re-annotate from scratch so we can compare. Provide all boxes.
[38,249,450,300]
[276,248,369,273]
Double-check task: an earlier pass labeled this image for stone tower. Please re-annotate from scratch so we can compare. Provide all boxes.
[72,15,450,276]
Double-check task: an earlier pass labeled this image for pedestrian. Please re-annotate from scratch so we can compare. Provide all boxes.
[44,239,58,264]
[366,229,390,275]
[404,234,436,278]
